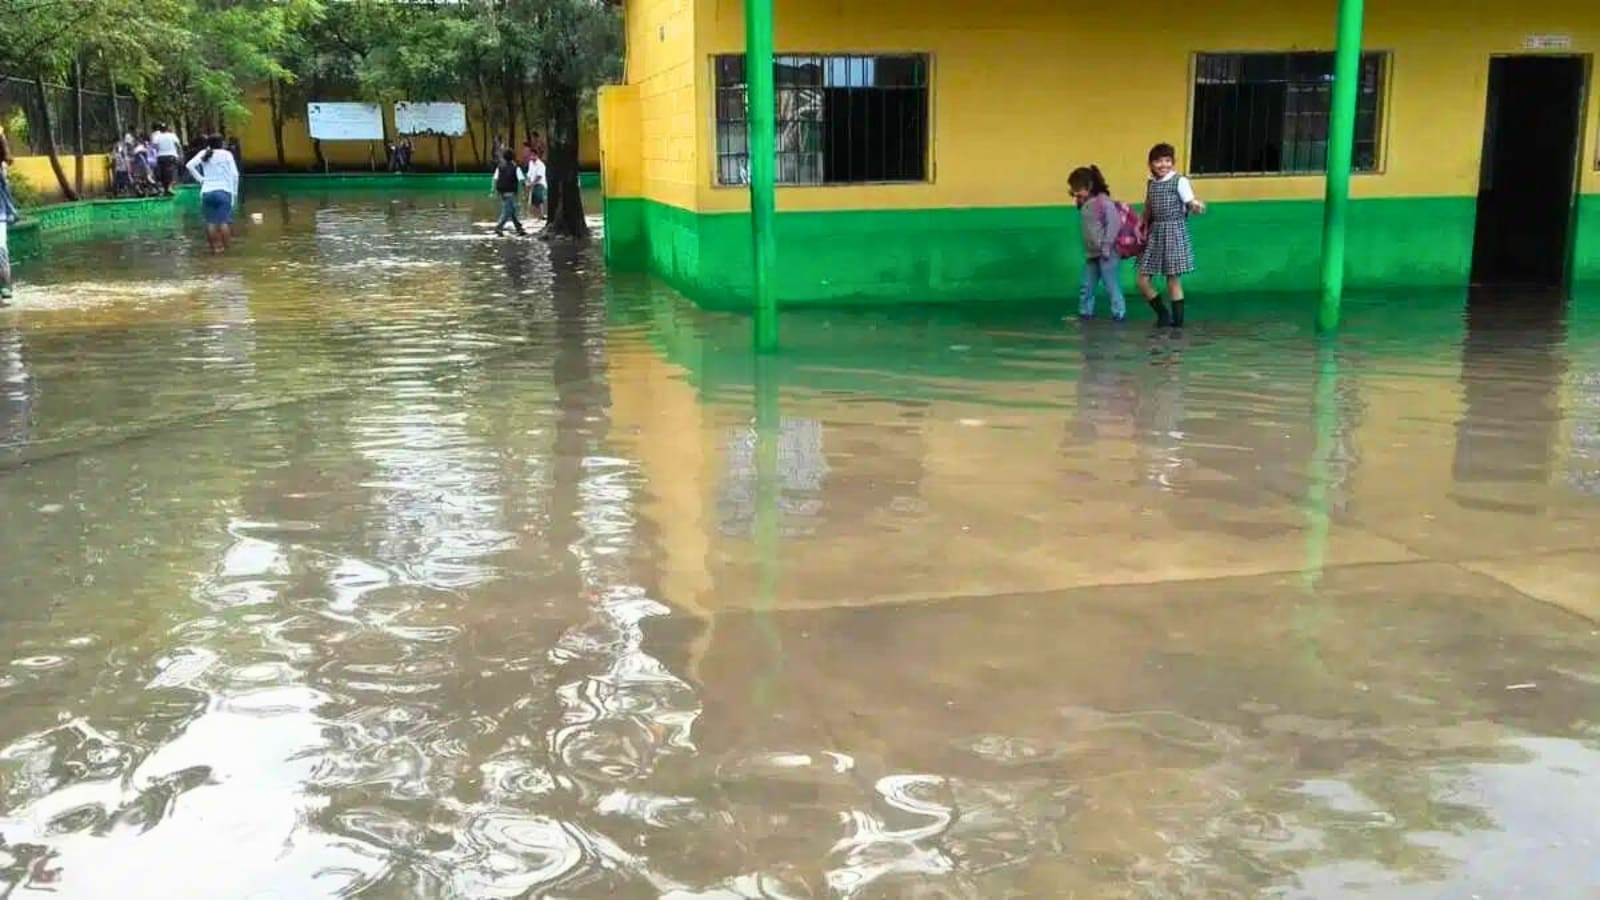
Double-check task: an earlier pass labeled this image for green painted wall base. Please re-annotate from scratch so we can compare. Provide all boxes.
[10,187,198,262]
[605,194,1600,307]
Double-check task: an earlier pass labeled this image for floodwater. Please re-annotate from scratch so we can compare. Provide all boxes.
[2,190,1600,898]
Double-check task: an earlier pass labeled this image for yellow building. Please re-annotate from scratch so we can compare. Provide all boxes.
[599,0,1600,306]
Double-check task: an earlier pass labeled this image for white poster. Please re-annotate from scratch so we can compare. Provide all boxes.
[307,102,384,141]
[394,102,467,137]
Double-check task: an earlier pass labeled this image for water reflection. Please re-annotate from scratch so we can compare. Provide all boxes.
[1,191,1599,896]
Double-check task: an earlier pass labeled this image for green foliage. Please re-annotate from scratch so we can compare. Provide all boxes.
[3,111,29,149]
[7,168,44,209]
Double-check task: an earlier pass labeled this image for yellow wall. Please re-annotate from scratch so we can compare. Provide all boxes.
[234,85,601,171]
[622,0,701,209]
[599,85,644,198]
[612,0,1600,213]
[6,155,110,201]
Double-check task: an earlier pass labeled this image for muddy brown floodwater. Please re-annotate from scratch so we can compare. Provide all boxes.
[2,188,1600,898]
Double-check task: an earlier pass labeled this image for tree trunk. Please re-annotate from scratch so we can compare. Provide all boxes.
[541,81,588,239]
[71,57,85,197]
[109,73,125,138]
[310,71,326,171]
[474,73,494,167]
[34,74,79,201]
[500,65,519,150]
[267,78,287,168]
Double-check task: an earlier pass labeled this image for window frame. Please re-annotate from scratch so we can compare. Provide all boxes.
[708,51,936,190]
[1185,49,1393,179]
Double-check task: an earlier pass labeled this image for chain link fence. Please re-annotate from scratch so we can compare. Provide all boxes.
[0,75,138,157]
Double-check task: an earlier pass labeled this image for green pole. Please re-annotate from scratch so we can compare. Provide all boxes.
[745,0,779,351]
[1317,0,1366,332]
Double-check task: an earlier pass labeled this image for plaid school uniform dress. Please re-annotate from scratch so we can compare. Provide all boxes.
[1138,174,1196,277]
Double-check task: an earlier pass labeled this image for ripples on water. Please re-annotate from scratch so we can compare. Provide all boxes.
[2,191,1600,897]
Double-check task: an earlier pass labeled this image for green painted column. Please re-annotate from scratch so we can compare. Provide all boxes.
[745,0,779,351]
[1317,0,1366,332]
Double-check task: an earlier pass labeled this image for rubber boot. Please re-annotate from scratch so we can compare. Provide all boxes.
[1170,301,1185,328]
[1147,298,1171,328]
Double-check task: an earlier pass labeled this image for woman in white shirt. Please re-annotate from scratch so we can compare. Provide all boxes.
[185,135,241,254]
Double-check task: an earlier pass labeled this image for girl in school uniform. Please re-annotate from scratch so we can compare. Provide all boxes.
[1138,142,1205,327]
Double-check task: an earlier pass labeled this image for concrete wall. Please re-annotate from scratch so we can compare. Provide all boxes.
[6,155,111,202]
[232,85,601,172]
[689,0,1600,211]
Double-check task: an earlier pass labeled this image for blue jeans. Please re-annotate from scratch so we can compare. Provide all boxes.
[496,193,523,233]
[1079,256,1126,318]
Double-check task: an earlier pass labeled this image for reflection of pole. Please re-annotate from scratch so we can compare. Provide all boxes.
[1302,342,1339,588]
[1296,341,1340,673]
[752,355,783,707]
[1317,0,1366,332]
[745,0,779,352]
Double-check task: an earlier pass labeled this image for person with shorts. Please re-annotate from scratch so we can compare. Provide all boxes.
[185,135,240,253]
[526,150,547,220]
[152,124,183,196]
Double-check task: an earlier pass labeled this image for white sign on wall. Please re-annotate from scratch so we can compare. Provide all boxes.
[394,102,467,137]
[1523,33,1573,50]
[307,102,384,141]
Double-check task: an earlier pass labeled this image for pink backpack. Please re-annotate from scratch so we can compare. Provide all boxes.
[1113,202,1147,259]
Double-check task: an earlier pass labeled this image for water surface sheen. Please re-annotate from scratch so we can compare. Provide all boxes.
[2,190,1600,897]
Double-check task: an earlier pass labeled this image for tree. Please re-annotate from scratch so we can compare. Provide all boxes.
[515,0,621,238]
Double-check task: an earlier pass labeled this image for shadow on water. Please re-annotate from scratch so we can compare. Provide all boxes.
[2,190,1600,896]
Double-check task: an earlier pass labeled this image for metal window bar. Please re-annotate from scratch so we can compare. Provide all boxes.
[714,53,928,186]
[1191,52,1385,176]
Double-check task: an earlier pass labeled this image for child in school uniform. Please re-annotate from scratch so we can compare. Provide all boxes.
[1068,165,1126,321]
[1137,143,1205,328]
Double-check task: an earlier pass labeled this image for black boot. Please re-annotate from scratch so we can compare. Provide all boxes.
[1147,298,1171,328]
[1170,301,1185,328]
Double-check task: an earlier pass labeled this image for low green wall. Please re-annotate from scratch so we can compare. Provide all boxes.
[605,195,1485,309]
[9,187,198,261]
[245,172,601,191]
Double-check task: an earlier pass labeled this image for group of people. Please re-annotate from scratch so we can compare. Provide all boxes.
[109,125,192,198]
[1070,143,1206,327]
[491,133,550,237]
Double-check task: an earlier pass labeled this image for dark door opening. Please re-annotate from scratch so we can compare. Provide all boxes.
[1471,56,1586,286]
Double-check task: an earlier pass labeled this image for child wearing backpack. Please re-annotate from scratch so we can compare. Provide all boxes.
[1069,165,1128,321]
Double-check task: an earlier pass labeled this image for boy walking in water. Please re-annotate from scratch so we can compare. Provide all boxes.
[0,127,16,303]
[491,149,527,236]
[526,150,547,220]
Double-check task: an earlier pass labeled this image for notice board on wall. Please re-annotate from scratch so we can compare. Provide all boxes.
[394,102,467,137]
[307,103,384,141]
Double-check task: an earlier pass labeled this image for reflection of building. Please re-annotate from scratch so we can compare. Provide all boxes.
[605,293,1418,624]
[601,0,1600,307]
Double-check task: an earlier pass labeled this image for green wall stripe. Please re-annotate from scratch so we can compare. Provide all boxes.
[604,195,1494,308]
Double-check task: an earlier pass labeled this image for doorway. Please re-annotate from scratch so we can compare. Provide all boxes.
[1470,55,1587,286]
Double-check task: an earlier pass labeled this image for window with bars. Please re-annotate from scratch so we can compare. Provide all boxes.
[714,53,929,187]
[1191,52,1386,176]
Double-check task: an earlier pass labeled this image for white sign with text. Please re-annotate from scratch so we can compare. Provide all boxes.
[394,102,467,137]
[307,102,384,141]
